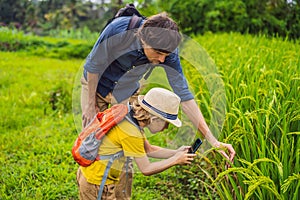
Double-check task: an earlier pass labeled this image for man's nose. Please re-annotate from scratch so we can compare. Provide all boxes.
[158,55,166,63]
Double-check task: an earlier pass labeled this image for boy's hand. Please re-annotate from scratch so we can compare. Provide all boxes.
[176,145,191,153]
[173,150,196,165]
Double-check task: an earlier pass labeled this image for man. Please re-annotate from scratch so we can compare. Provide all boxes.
[81,12,235,199]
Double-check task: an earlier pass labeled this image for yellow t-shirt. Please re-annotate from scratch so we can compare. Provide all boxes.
[80,119,146,185]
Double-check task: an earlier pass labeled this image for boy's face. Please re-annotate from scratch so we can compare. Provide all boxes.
[148,116,169,133]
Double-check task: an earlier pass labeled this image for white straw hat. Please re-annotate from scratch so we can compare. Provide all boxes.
[138,87,182,127]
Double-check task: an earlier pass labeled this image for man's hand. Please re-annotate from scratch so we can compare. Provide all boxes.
[181,99,236,165]
[82,72,100,128]
[213,141,236,166]
[82,104,99,128]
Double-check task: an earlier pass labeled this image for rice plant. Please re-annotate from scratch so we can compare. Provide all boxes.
[180,32,300,199]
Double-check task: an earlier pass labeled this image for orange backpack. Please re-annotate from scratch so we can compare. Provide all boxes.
[72,104,129,167]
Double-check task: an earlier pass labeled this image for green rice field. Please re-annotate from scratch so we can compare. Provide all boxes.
[0,30,299,199]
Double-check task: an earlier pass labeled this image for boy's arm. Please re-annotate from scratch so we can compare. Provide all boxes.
[134,150,195,176]
[144,140,190,159]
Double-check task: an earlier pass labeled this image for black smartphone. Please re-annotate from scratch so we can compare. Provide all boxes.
[188,138,202,154]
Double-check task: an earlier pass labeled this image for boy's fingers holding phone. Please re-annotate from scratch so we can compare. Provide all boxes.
[184,153,196,164]
[177,146,191,152]
[174,151,196,165]
[187,153,197,158]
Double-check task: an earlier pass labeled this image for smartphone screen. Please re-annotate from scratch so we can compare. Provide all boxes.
[188,138,202,154]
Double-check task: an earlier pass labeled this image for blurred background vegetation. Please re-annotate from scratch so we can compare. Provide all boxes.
[0,0,300,40]
[1,1,299,199]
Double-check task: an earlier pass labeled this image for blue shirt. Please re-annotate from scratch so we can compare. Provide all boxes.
[84,16,193,102]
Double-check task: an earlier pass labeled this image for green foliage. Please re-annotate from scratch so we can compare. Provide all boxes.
[1,32,299,199]
[0,28,94,59]
[0,51,81,199]
[1,0,300,39]
[48,81,72,114]
[166,0,300,39]
[180,32,300,199]
[0,115,78,199]
[0,0,30,26]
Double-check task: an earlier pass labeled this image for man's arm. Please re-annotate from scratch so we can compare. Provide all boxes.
[181,99,236,162]
[82,71,99,127]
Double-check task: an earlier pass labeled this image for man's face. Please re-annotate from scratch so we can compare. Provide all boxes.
[143,47,170,64]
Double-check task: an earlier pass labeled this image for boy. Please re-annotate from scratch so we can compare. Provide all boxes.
[77,88,197,200]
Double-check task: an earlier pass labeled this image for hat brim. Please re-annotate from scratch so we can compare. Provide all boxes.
[138,95,182,127]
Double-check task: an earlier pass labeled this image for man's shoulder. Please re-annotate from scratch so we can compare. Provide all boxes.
[104,16,145,36]
[163,49,180,66]
[105,16,131,35]
[98,16,141,50]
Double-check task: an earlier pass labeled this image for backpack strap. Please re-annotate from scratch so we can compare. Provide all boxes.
[123,156,132,196]
[144,64,155,80]
[127,15,143,30]
[125,107,142,131]
[96,103,132,199]
[97,150,124,200]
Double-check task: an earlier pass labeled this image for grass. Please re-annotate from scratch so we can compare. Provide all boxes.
[0,31,299,199]
[0,52,81,199]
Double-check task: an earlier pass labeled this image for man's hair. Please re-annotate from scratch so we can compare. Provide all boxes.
[137,12,182,53]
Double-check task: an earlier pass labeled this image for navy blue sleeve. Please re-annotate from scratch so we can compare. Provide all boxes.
[163,49,194,101]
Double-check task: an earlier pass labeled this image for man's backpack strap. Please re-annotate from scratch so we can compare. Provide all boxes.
[144,64,155,80]
[97,150,124,200]
[128,15,143,30]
